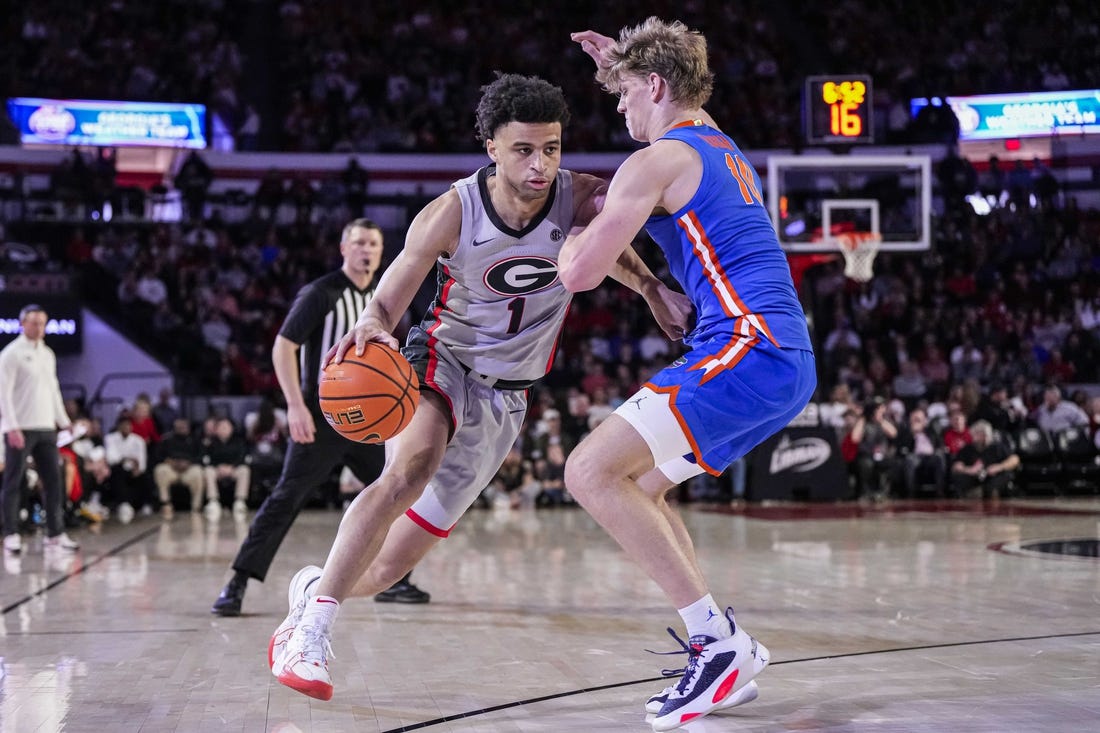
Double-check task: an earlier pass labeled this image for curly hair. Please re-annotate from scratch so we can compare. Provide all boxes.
[596,17,714,108]
[474,73,571,143]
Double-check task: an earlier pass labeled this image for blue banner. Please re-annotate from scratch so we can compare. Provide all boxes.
[6,97,207,148]
[912,89,1100,141]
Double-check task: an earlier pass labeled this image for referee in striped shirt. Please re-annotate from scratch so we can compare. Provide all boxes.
[212,219,429,615]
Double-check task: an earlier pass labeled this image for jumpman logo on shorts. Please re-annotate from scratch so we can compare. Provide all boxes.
[628,395,648,410]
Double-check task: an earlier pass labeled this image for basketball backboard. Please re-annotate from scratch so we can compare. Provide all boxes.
[767,154,932,253]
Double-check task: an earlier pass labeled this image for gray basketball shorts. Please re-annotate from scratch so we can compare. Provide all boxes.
[403,333,528,536]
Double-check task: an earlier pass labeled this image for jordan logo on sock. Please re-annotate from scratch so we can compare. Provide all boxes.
[706,607,717,621]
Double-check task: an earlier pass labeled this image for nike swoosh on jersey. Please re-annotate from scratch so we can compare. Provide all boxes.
[472,238,494,247]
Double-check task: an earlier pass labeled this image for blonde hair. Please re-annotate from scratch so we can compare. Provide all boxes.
[597,17,714,108]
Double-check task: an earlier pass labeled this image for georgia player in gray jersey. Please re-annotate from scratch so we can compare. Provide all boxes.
[270,73,692,701]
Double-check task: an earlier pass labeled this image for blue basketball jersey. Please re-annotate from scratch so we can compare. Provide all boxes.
[644,121,812,353]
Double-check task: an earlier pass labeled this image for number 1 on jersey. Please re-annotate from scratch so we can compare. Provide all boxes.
[725,153,763,205]
[506,297,525,334]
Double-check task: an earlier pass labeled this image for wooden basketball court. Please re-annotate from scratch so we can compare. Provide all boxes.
[3,498,1099,732]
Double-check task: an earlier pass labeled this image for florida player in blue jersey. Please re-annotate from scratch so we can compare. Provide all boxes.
[561,18,816,731]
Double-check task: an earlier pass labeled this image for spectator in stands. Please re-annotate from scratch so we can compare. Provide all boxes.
[50,149,92,218]
[937,145,977,212]
[136,268,169,311]
[129,395,161,445]
[585,387,615,432]
[972,383,1023,435]
[1042,349,1076,385]
[919,344,952,394]
[201,309,233,352]
[70,418,110,520]
[894,407,946,496]
[104,415,151,524]
[244,398,289,496]
[287,173,316,225]
[483,448,539,509]
[529,409,574,506]
[1031,157,1059,210]
[342,158,369,217]
[637,324,672,363]
[823,318,862,361]
[949,420,1020,499]
[253,169,285,222]
[152,388,181,436]
[202,416,251,520]
[892,359,928,407]
[820,383,856,430]
[980,155,1007,206]
[1007,159,1034,211]
[153,418,204,519]
[175,151,214,223]
[90,147,118,218]
[849,397,901,500]
[1035,385,1089,434]
[941,409,973,456]
[949,337,983,383]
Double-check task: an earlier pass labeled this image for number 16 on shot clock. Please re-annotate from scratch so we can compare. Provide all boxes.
[804,75,874,144]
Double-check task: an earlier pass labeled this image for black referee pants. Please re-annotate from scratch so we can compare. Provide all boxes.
[231,403,385,581]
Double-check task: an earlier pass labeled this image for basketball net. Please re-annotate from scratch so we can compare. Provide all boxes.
[833,231,881,282]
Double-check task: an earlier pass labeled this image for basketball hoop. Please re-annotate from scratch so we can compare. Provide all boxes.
[834,232,881,282]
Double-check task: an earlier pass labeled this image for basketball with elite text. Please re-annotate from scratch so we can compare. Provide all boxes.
[319,343,419,443]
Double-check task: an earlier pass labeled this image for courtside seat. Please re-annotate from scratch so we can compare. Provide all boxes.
[1015,427,1061,495]
[1055,427,1100,494]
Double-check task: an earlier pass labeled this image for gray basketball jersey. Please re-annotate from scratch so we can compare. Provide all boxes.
[416,165,576,382]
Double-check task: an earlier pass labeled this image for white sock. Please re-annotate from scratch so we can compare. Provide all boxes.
[678,594,732,641]
[300,595,340,629]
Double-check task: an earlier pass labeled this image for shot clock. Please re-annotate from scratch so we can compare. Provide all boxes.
[805,75,874,144]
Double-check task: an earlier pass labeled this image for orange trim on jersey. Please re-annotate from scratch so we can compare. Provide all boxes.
[405,507,454,538]
[671,119,705,129]
[677,210,779,347]
[642,381,723,476]
[689,323,760,386]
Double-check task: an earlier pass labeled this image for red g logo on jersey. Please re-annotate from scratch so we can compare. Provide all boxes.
[483,256,560,296]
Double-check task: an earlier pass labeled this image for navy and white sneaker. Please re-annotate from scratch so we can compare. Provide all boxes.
[644,622,760,714]
[645,679,758,714]
[651,609,769,731]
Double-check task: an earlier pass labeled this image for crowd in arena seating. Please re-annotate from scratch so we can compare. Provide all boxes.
[5,2,1100,152]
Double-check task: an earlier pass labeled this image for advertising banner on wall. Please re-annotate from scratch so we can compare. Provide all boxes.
[0,295,82,355]
[911,89,1100,141]
[6,97,207,148]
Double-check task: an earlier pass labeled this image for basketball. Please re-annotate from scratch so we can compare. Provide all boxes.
[318,343,419,443]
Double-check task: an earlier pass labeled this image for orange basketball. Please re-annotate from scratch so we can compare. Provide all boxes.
[319,343,419,443]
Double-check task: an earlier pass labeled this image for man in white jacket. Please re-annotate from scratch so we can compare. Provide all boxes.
[0,304,78,554]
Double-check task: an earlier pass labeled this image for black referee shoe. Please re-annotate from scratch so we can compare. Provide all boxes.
[211,572,248,616]
[374,576,430,604]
